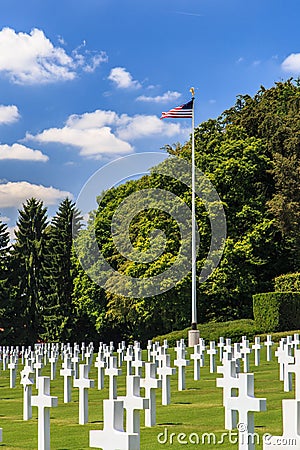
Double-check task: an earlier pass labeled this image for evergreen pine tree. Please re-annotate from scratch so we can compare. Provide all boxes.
[11,198,49,344]
[43,198,81,341]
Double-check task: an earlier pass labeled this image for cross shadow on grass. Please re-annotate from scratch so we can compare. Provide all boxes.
[157,422,183,426]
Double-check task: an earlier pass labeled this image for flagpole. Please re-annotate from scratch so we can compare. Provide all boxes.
[191,88,197,328]
[160,92,199,345]
[188,87,200,346]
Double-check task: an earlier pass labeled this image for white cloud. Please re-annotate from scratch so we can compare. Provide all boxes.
[115,114,188,141]
[26,109,189,159]
[0,143,48,161]
[282,53,300,73]
[0,105,20,124]
[0,27,107,84]
[0,181,72,208]
[108,67,141,89]
[136,90,181,103]
[82,52,108,73]
[27,124,133,159]
[66,110,117,129]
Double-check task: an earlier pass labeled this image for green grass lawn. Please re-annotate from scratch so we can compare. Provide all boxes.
[0,345,294,449]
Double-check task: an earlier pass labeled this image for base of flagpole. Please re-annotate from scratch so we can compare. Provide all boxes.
[188,326,200,347]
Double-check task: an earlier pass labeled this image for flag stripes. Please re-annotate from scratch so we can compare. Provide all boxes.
[160,100,193,119]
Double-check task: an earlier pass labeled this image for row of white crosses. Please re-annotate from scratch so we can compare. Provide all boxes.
[90,338,200,449]
[216,347,267,450]
[90,354,148,449]
[215,332,300,450]
[0,333,281,450]
[90,334,277,450]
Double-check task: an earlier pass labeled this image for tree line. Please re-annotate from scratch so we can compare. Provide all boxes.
[0,79,299,345]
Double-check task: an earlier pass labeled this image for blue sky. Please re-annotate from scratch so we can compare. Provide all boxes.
[0,0,300,236]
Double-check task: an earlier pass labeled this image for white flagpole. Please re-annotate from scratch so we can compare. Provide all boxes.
[188,87,200,346]
[191,88,197,329]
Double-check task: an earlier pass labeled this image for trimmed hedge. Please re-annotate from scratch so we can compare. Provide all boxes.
[274,273,300,292]
[253,292,300,333]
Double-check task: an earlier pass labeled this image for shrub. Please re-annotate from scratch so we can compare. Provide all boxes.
[152,319,257,346]
[257,329,300,343]
[274,273,300,292]
[253,292,300,333]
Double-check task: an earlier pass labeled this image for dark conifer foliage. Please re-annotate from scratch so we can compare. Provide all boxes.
[11,198,49,344]
[43,198,82,341]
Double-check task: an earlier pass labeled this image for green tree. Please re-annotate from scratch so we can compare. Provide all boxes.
[42,198,82,341]
[222,79,300,268]
[72,221,109,342]
[11,198,49,344]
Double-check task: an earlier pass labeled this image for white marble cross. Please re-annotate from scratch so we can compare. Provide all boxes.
[150,342,160,367]
[85,349,93,369]
[117,342,125,367]
[275,340,294,382]
[33,354,43,389]
[227,373,266,450]
[285,348,300,396]
[207,341,217,373]
[224,338,232,354]
[199,338,206,354]
[124,346,134,376]
[252,337,261,366]
[20,364,34,420]
[162,339,169,353]
[2,348,8,371]
[156,345,168,372]
[157,354,176,405]
[104,344,112,366]
[118,374,149,448]
[233,343,242,374]
[49,351,58,381]
[21,346,25,365]
[240,340,251,373]
[218,337,225,361]
[105,355,122,400]
[8,355,17,388]
[132,348,144,377]
[43,345,49,367]
[191,344,202,381]
[31,376,58,450]
[174,346,190,390]
[89,399,139,450]
[60,355,74,403]
[73,364,94,424]
[147,340,153,362]
[140,362,161,427]
[95,350,106,390]
[81,342,85,361]
[216,351,239,430]
[264,335,273,362]
[71,347,80,379]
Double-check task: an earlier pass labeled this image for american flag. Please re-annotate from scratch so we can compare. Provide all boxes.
[160,99,193,119]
